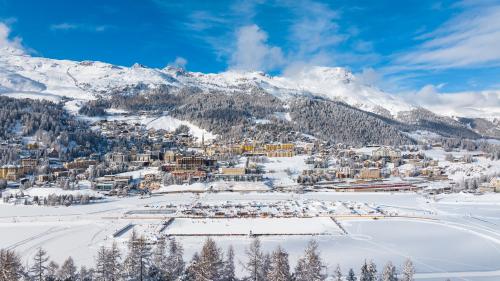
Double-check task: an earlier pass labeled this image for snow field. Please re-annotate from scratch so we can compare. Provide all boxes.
[163,217,343,236]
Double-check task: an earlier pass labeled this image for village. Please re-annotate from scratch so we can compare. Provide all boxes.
[1,117,499,208]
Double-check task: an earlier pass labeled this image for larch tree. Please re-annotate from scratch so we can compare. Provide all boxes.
[152,236,167,276]
[333,264,342,281]
[267,246,291,281]
[95,246,107,281]
[0,249,24,281]
[197,237,224,281]
[166,237,185,280]
[244,238,265,281]
[401,259,415,281]
[180,252,200,281]
[293,240,326,281]
[57,257,78,281]
[106,242,122,281]
[30,247,49,281]
[381,262,397,281]
[221,246,237,281]
[79,266,95,281]
[46,260,59,281]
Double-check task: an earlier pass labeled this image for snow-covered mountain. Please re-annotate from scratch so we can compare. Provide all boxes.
[1,46,498,143]
[0,46,413,117]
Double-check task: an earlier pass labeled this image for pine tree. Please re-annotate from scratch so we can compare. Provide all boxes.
[333,264,342,281]
[381,262,397,281]
[244,238,265,281]
[293,240,326,281]
[261,253,271,280]
[123,232,151,281]
[166,237,185,280]
[360,260,377,281]
[57,257,78,281]
[150,236,167,280]
[106,242,122,281]
[367,261,377,281]
[180,253,200,281]
[0,249,24,281]
[152,236,167,273]
[95,246,107,281]
[30,247,49,281]
[360,261,369,281]
[401,259,415,281]
[267,246,291,281]
[197,237,224,281]
[45,261,59,281]
[347,268,357,281]
[221,246,237,281]
[79,266,94,281]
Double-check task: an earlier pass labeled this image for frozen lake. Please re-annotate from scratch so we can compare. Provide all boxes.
[1,191,500,280]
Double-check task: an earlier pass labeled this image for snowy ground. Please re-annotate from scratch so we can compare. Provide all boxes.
[262,155,312,186]
[1,191,500,280]
[154,181,271,193]
[165,217,342,235]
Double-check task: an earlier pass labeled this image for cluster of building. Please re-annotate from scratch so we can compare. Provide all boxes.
[298,146,447,187]
[2,119,498,197]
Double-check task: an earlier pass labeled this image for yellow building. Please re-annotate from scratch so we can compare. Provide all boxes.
[266,150,295,157]
[0,165,23,180]
[264,143,295,151]
[241,144,255,153]
[359,168,381,179]
[21,158,38,173]
[221,167,246,175]
[491,177,500,192]
[64,158,97,169]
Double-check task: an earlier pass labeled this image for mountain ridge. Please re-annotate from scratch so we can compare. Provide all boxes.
[0,47,497,144]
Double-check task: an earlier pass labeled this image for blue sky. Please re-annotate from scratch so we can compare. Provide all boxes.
[1,0,500,93]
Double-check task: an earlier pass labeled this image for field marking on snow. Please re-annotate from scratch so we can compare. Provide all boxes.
[5,226,67,250]
[415,269,500,279]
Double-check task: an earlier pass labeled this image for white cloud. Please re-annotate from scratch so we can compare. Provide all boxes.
[289,1,343,55]
[286,1,345,67]
[397,3,500,69]
[50,23,78,31]
[50,23,110,32]
[402,84,500,118]
[0,22,24,53]
[168,56,188,69]
[357,68,381,86]
[229,24,284,72]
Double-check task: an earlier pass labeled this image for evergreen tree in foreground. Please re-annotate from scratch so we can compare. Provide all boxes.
[294,240,326,281]
[381,261,397,281]
[198,237,224,281]
[0,238,423,281]
[333,264,342,281]
[347,268,357,281]
[360,260,377,281]
[401,259,415,281]
[30,247,49,281]
[0,249,24,281]
[123,230,151,281]
[244,238,266,281]
[57,257,78,281]
[221,246,237,281]
[166,237,185,280]
[267,246,291,281]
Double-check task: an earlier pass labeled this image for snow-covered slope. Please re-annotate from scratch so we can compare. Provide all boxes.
[1,47,495,121]
[164,66,414,116]
[0,47,413,116]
